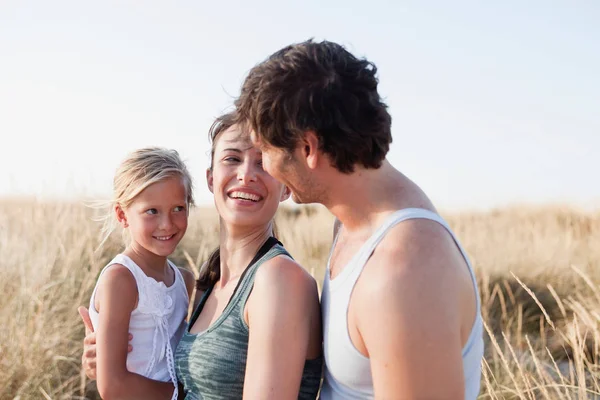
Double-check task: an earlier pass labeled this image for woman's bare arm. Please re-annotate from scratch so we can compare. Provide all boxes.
[242,256,321,399]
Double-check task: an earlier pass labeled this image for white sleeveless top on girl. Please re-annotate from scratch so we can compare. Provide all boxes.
[320,208,484,400]
[88,254,189,400]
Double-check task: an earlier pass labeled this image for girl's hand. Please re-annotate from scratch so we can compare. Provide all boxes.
[78,306,132,380]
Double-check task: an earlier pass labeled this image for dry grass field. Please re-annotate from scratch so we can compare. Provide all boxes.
[2,198,600,399]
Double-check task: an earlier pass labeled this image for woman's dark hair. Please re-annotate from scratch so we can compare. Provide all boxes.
[196,246,221,291]
[207,111,239,170]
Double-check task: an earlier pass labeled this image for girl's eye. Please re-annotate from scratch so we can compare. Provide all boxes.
[224,156,240,163]
[174,206,186,212]
[145,208,158,215]
[257,159,264,169]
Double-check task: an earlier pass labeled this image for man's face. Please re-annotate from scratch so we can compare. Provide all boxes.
[250,130,315,204]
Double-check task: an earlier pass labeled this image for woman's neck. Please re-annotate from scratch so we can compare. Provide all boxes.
[217,221,272,287]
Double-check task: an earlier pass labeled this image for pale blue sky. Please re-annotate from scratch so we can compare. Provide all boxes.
[1,1,598,211]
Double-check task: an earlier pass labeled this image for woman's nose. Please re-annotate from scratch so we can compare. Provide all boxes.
[237,160,257,183]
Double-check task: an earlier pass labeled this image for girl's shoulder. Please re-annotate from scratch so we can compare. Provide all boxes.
[165,258,194,288]
[176,265,196,299]
[98,262,137,287]
[94,263,138,312]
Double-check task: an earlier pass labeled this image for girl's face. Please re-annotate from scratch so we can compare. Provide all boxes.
[116,176,189,257]
[207,125,290,230]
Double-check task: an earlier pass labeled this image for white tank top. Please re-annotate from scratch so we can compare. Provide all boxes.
[89,254,189,400]
[320,208,484,400]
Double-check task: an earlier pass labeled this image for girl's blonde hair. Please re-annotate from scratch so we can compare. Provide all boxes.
[94,147,194,249]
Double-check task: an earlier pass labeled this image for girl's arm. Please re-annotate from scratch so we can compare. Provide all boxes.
[95,264,175,400]
[242,256,321,399]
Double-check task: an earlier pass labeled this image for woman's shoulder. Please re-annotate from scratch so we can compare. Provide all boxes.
[245,252,320,330]
[254,253,318,295]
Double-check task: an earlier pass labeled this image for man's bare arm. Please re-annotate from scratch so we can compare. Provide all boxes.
[357,220,468,399]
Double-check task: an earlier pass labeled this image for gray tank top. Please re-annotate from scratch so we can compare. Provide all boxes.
[175,241,323,399]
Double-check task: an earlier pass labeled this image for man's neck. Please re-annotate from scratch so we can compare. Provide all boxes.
[325,160,430,232]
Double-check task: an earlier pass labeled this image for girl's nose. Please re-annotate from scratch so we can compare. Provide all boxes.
[158,214,173,230]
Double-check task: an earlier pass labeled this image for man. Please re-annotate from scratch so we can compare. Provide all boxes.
[235,39,484,399]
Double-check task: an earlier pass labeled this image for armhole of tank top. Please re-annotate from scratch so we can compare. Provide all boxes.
[437,221,484,355]
[113,255,144,292]
[188,286,212,330]
[387,209,481,313]
[326,224,342,271]
[169,261,189,299]
[401,210,483,354]
[90,263,115,314]
[421,212,482,314]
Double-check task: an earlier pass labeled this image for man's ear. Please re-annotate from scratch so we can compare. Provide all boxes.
[115,204,128,228]
[280,185,291,202]
[303,130,320,170]
[206,168,214,193]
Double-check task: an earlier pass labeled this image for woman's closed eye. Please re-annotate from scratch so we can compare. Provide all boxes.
[223,156,241,163]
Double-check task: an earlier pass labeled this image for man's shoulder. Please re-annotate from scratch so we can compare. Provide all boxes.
[375,213,454,259]
[358,214,465,293]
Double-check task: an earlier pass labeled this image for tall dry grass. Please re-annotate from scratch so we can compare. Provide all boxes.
[1,198,600,399]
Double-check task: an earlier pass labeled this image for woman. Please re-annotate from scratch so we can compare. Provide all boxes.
[79,112,323,399]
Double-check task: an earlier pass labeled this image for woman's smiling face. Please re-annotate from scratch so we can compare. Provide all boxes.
[207,124,289,229]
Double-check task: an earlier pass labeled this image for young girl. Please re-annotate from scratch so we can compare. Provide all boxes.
[88,147,196,400]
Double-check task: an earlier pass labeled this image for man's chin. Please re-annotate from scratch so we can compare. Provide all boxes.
[291,192,318,205]
[291,193,303,204]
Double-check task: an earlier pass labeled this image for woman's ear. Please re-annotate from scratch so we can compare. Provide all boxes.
[206,168,214,193]
[115,204,128,228]
[280,185,291,202]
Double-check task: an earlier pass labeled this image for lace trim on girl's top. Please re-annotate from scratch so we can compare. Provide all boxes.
[143,314,178,399]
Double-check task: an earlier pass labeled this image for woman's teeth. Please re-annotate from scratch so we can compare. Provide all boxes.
[229,191,261,202]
